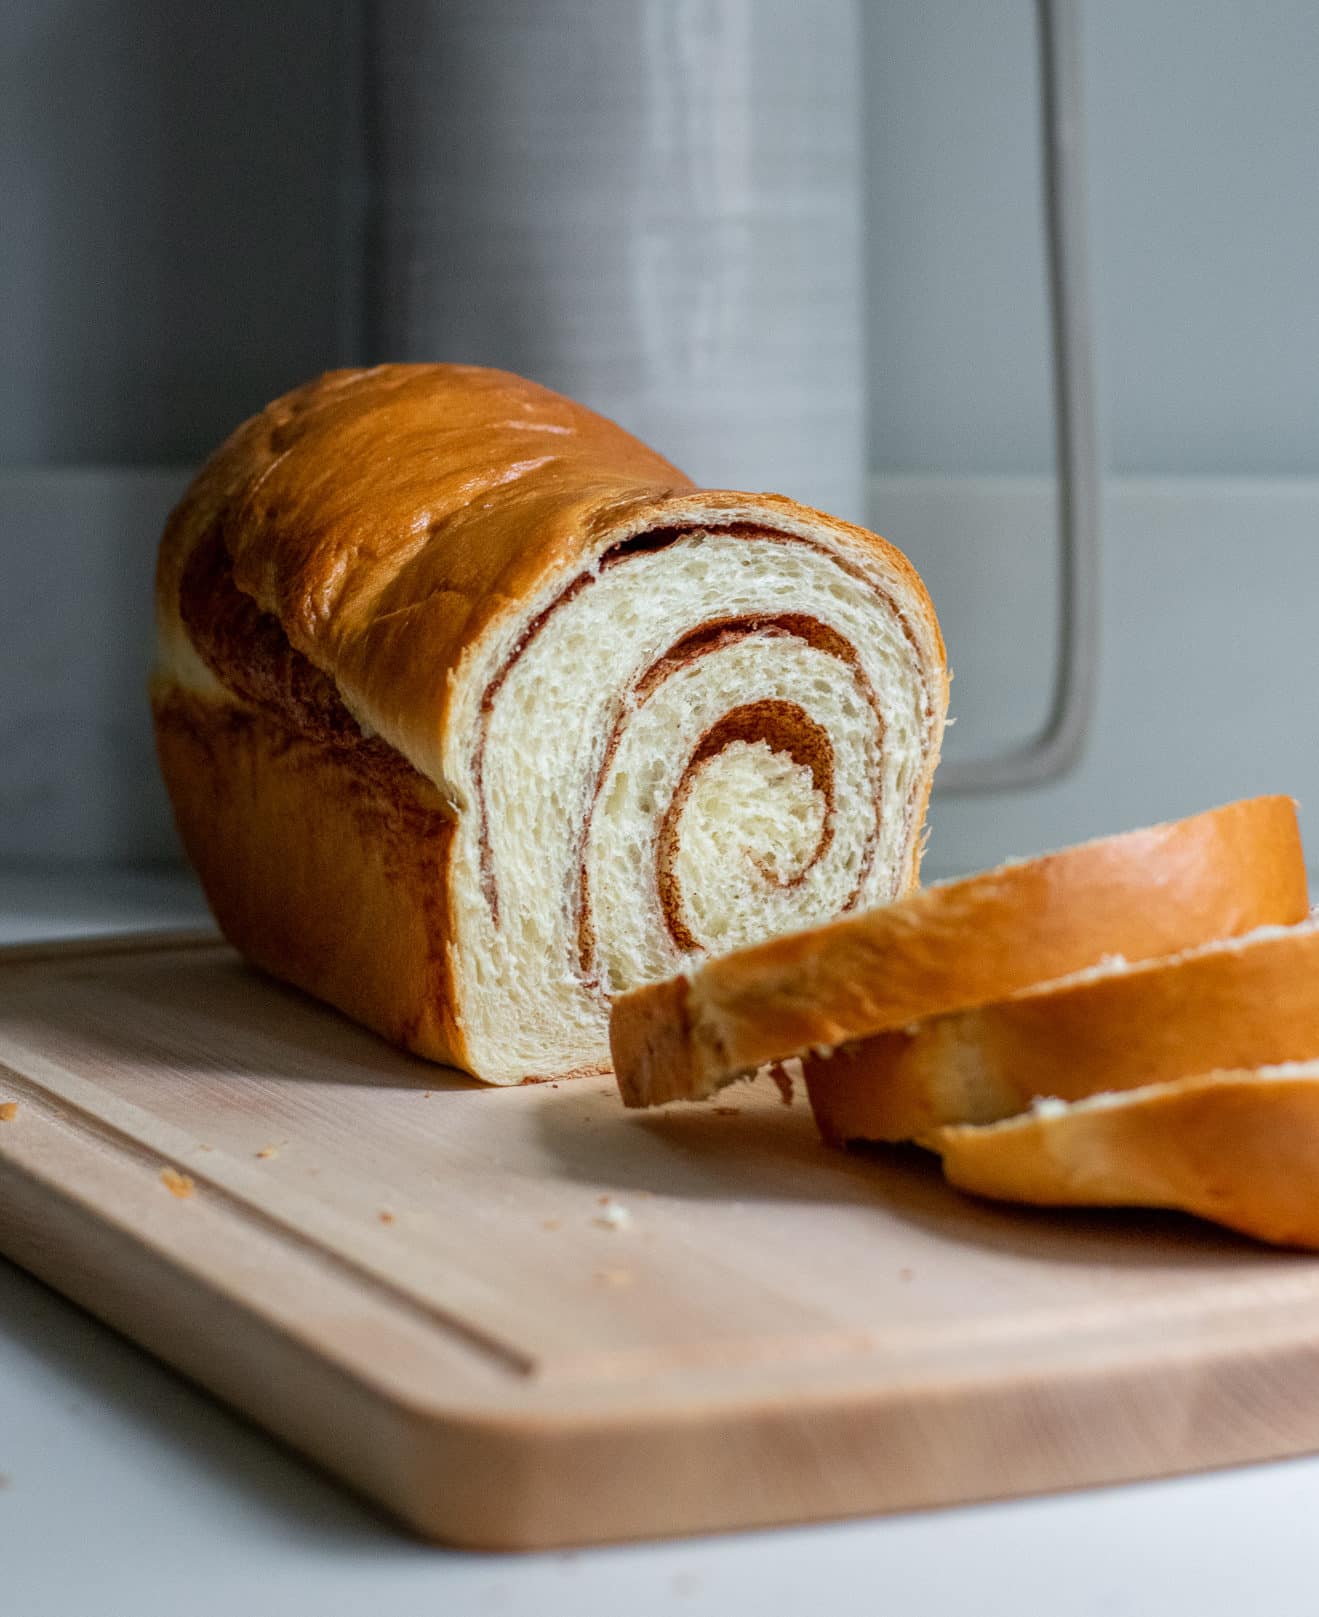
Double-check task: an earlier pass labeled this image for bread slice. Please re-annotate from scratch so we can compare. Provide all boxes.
[611,797,1309,1108]
[154,364,947,1082]
[806,917,1319,1146]
[932,1063,1319,1249]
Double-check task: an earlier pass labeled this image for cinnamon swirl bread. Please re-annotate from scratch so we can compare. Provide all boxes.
[153,365,947,1083]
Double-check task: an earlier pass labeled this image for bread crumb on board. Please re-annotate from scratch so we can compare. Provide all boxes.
[160,1167,195,1199]
[378,1210,396,1226]
[255,1144,280,1160]
[594,1267,634,1288]
[0,1102,18,1122]
[593,1197,632,1231]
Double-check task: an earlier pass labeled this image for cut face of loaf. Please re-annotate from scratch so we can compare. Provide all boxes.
[152,364,947,1083]
[806,917,1319,1146]
[933,1063,1319,1250]
[610,796,1309,1108]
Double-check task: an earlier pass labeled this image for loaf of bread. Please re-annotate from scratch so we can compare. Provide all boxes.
[152,365,947,1083]
[933,1063,1319,1249]
[806,914,1319,1146]
[611,797,1308,1108]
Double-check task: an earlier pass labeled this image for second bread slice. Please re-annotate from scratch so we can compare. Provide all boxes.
[806,917,1319,1145]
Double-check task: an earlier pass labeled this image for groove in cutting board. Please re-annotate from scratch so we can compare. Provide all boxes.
[5,934,1319,1547]
[0,1059,536,1376]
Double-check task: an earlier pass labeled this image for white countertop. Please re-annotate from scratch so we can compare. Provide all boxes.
[2,869,1317,1617]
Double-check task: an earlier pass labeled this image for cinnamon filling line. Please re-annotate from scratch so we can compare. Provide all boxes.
[654,699,837,956]
[179,529,368,750]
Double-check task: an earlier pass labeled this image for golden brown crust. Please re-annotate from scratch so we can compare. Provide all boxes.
[933,1069,1319,1250]
[153,688,467,1068]
[807,916,1319,1147]
[156,366,693,771]
[613,796,1310,1109]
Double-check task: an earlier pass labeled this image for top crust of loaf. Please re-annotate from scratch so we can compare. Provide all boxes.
[155,364,947,797]
[611,795,1309,1108]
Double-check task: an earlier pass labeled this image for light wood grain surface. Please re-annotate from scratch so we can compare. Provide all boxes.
[3,934,1319,1548]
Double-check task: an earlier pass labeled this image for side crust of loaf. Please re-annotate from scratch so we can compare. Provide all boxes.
[612,796,1309,1108]
[933,1066,1319,1249]
[153,687,469,1069]
[806,919,1319,1146]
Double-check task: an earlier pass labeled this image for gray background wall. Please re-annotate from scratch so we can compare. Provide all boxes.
[6,1,1317,475]
[2,1,1317,870]
[1,1,352,464]
[865,0,1319,478]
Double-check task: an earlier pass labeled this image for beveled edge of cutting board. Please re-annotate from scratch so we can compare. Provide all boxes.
[7,930,1319,1549]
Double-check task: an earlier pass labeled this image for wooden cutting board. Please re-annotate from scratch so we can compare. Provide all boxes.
[4,933,1319,1549]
